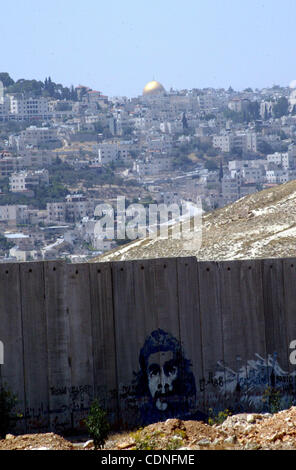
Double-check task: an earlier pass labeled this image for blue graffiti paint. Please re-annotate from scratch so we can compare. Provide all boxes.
[214,352,296,412]
[133,329,207,425]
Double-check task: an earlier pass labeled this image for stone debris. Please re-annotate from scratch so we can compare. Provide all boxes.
[2,407,296,450]
[0,432,74,451]
[196,438,211,446]
[83,439,94,449]
[117,440,136,450]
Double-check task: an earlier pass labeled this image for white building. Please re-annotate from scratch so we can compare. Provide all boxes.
[260,101,274,119]
[47,195,96,223]
[146,135,173,153]
[213,132,261,154]
[0,205,28,224]
[65,194,95,222]
[97,141,131,164]
[133,153,173,176]
[213,134,233,153]
[221,175,240,204]
[160,121,183,134]
[242,132,261,153]
[0,81,10,121]
[9,169,49,192]
[18,126,59,147]
[46,202,67,222]
[8,95,50,120]
[265,169,296,184]
[240,167,265,184]
[228,98,250,113]
[267,152,295,170]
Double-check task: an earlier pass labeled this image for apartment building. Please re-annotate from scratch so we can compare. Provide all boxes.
[18,126,59,147]
[0,152,19,178]
[213,134,233,153]
[267,152,296,170]
[9,169,49,192]
[46,202,67,222]
[47,195,95,223]
[0,205,28,224]
[97,141,131,164]
[213,132,261,154]
[228,98,250,113]
[65,194,95,222]
[221,175,240,204]
[266,169,296,184]
[8,95,50,120]
[146,135,173,153]
[17,149,54,168]
[160,121,183,134]
[133,153,173,176]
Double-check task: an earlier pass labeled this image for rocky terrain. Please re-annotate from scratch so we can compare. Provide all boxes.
[3,407,296,450]
[92,181,296,262]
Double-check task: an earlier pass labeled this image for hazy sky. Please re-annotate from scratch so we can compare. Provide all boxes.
[1,0,296,97]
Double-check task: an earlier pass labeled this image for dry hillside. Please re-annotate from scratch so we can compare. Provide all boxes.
[92,181,296,262]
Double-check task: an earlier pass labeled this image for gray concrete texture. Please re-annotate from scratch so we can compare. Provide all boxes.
[0,257,295,433]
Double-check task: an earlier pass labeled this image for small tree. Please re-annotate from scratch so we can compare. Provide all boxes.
[85,400,110,449]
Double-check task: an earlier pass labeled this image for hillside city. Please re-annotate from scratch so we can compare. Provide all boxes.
[1,72,296,262]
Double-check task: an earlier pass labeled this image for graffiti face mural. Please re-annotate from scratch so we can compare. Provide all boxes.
[133,328,206,425]
[147,350,178,411]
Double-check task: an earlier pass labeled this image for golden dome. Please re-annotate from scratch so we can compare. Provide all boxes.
[143,80,165,96]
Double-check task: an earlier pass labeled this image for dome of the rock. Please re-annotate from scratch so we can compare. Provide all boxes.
[143,80,165,96]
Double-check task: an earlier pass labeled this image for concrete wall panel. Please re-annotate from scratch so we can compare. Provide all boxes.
[19,262,49,433]
[89,262,118,425]
[198,261,225,412]
[44,260,71,432]
[65,263,94,430]
[0,263,25,433]
[219,259,267,413]
[177,257,205,416]
[262,259,289,387]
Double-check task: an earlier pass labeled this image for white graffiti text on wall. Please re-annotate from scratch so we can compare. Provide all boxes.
[213,352,296,412]
[289,340,296,365]
[0,340,4,365]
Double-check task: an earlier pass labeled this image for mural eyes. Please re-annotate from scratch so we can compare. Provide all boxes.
[148,365,160,377]
[164,364,177,377]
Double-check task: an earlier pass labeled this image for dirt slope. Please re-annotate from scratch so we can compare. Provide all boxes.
[3,407,296,450]
[91,181,296,262]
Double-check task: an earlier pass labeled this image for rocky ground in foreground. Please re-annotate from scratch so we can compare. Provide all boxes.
[3,407,296,450]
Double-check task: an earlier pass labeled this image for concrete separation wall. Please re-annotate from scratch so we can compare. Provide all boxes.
[0,257,296,433]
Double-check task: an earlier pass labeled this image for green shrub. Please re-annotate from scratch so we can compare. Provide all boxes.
[208,408,232,426]
[165,434,185,450]
[262,386,281,414]
[0,384,19,438]
[85,400,110,449]
[133,430,160,450]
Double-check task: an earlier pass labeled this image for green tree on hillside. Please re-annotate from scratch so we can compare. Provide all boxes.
[273,97,289,118]
[0,73,14,87]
